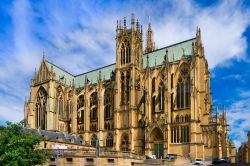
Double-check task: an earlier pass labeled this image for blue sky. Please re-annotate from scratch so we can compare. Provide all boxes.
[0,0,249,148]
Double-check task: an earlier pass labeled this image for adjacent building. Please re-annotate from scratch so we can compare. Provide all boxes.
[24,15,235,161]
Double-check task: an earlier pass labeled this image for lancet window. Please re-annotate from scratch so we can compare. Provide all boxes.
[77,95,85,124]
[120,43,131,65]
[104,90,112,119]
[91,134,98,147]
[90,92,98,121]
[120,71,130,105]
[106,133,113,147]
[35,87,47,130]
[158,82,165,111]
[171,126,189,143]
[121,134,129,151]
[177,67,190,109]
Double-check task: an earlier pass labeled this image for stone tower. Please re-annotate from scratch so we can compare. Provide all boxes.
[114,14,144,153]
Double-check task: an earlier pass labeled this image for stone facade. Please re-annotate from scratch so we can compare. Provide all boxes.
[24,15,234,161]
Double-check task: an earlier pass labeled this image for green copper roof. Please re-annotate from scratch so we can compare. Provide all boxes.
[46,61,75,86]
[143,38,195,68]
[45,38,195,87]
[75,64,116,87]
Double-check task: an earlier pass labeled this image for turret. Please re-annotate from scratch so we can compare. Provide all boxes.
[145,17,155,53]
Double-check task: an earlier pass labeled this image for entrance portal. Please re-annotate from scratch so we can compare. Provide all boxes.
[150,127,164,159]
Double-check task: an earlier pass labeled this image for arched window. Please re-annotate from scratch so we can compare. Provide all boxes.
[90,92,98,121]
[126,44,130,63]
[35,87,47,130]
[152,77,155,93]
[91,134,97,147]
[151,96,156,113]
[181,115,184,123]
[159,82,164,111]
[177,67,190,109]
[77,95,84,110]
[121,134,129,151]
[185,114,189,122]
[185,79,190,108]
[176,115,179,123]
[77,95,85,125]
[59,96,64,118]
[104,90,112,119]
[121,44,125,65]
[126,72,130,103]
[106,133,113,147]
[121,72,125,105]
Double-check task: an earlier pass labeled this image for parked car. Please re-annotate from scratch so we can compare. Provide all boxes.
[194,159,203,165]
[165,154,177,159]
[146,155,157,159]
[220,157,230,163]
[212,158,221,164]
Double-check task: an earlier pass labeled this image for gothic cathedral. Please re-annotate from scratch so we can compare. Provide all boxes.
[24,15,235,160]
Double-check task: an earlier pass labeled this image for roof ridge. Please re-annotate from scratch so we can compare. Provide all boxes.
[75,63,116,77]
[143,37,196,55]
[46,60,75,77]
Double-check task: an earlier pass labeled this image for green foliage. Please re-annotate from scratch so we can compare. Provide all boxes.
[0,120,49,166]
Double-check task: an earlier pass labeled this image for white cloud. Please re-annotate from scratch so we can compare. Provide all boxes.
[227,98,250,148]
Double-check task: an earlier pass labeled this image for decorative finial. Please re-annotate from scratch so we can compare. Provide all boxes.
[165,49,169,64]
[131,13,135,31]
[42,51,45,61]
[136,19,139,31]
[34,68,37,79]
[99,70,102,81]
[124,17,126,29]
[146,54,149,67]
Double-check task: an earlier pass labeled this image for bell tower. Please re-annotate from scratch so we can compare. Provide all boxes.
[114,14,143,152]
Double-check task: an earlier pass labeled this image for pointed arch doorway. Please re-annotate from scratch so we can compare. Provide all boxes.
[150,127,164,159]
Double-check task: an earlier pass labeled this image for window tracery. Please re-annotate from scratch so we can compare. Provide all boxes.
[177,67,190,109]
[35,87,47,130]
[106,133,113,147]
[91,134,97,147]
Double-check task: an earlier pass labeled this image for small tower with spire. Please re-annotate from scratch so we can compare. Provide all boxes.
[145,16,155,53]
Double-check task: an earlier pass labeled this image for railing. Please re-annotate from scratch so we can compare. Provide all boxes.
[48,149,145,160]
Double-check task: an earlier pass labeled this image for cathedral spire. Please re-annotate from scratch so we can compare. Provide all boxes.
[42,51,46,62]
[145,16,155,53]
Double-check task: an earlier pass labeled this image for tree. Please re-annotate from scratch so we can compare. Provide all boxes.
[0,121,49,166]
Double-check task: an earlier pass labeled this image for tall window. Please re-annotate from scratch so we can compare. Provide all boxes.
[104,90,112,119]
[126,72,130,103]
[121,45,125,65]
[121,72,125,105]
[152,78,155,93]
[120,43,130,65]
[176,67,190,109]
[126,44,130,63]
[106,133,113,147]
[121,71,130,105]
[185,81,190,108]
[90,92,98,131]
[121,134,129,151]
[91,134,97,147]
[90,92,98,121]
[77,95,84,124]
[171,126,189,143]
[35,87,47,130]
[151,96,156,113]
[59,97,64,118]
[159,82,164,111]
[171,74,174,89]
